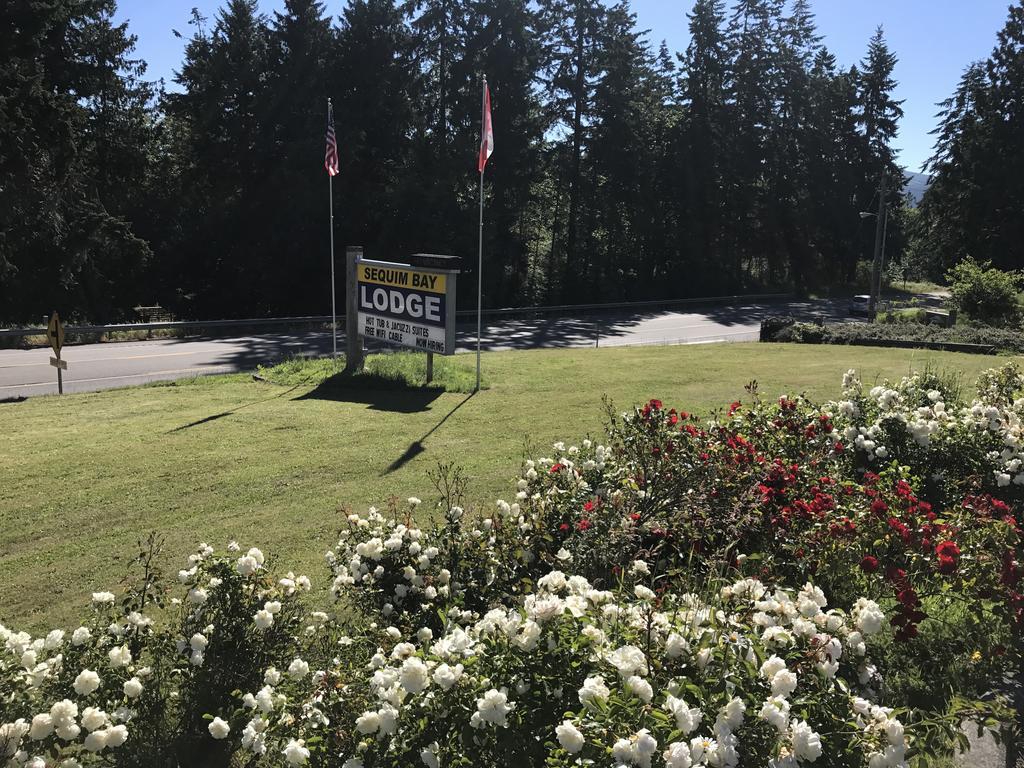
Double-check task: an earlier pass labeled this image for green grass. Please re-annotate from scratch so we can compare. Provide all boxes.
[256,351,482,393]
[0,343,1013,631]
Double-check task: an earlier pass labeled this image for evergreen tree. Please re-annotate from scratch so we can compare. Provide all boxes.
[726,0,784,285]
[460,0,548,305]
[538,0,605,299]
[921,1,1024,273]
[678,0,730,292]
[0,0,152,323]
[257,0,333,314]
[166,0,271,316]
[334,0,418,258]
[587,0,664,299]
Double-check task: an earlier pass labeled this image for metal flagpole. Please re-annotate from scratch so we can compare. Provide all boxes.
[476,78,486,392]
[476,167,484,391]
[328,99,338,358]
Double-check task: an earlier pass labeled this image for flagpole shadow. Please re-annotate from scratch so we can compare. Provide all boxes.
[383,391,476,475]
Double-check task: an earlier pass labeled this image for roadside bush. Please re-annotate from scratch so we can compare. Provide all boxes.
[767,320,1024,353]
[758,316,795,342]
[946,256,1022,327]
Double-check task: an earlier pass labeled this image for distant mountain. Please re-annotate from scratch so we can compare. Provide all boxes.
[903,172,931,207]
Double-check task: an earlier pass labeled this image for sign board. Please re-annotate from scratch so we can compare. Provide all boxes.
[46,312,65,356]
[356,258,458,355]
[50,356,68,370]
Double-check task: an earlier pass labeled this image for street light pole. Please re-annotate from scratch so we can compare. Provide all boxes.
[868,170,886,317]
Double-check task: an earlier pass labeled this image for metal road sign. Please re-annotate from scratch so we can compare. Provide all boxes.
[49,356,68,370]
[46,312,65,356]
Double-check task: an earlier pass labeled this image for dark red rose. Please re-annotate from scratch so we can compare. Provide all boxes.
[936,540,960,559]
[936,540,960,574]
[860,555,879,573]
[897,589,919,607]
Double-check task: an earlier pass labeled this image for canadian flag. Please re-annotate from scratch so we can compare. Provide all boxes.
[478,78,493,174]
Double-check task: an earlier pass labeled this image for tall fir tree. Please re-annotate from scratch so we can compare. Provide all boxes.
[0,0,152,323]
[538,0,605,299]
[921,1,1024,273]
[334,0,418,258]
[678,0,730,292]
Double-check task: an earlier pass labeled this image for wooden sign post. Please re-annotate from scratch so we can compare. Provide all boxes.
[46,311,66,394]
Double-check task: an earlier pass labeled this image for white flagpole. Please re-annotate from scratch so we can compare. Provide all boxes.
[476,78,486,392]
[328,98,337,358]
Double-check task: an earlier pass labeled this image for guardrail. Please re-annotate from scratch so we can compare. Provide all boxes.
[0,293,791,340]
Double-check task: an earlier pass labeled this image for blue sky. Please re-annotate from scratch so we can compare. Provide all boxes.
[114,0,1013,172]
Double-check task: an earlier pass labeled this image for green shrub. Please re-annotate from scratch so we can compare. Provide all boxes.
[946,256,1023,327]
[766,320,1024,353]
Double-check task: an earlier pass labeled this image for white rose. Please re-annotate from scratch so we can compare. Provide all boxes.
[791,719,822,762]
[29,713,54,740]
[123,677,144,699]
[400,657,430,693]
[355,711,380,734]
[208,717,230,739]
[71,627,92,646]
[555,720,585,753]
[282,738,310,765]
[73,669,101,696]
[81,707,108,732]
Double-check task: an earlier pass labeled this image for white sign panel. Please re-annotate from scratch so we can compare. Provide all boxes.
[355,259,458,355]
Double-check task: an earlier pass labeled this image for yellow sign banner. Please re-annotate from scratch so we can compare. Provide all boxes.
[358,264,446,294]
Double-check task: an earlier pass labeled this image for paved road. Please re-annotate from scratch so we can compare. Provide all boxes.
[0,299,849,399]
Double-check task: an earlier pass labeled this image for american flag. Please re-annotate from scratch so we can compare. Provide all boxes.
[325,100,339,177]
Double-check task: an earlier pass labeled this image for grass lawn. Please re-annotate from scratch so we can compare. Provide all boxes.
[0,342,1012,630]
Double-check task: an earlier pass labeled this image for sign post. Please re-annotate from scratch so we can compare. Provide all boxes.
[354,255,459,366]
[345,246,365,373]
[46,311,66,394]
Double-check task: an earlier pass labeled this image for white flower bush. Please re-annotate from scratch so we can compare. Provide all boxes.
[0,540,318,767]
[227,563,909,768]
[0,530,924,768]
[831,363,1024,496]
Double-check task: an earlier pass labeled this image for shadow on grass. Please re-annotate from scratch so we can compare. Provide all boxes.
[384,392,476,474]
[167,382,306,433]
[293,370,457,413]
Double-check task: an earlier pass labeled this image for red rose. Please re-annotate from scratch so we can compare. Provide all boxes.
[834,442,844,453]
[860,555,879,573]
[549,463,562,473]
[897,588,919,607]
[885,566,908,586]
[936,540,960,574]
[936,540,960,559]
[576,519,591,531]
[583,500,596,513]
